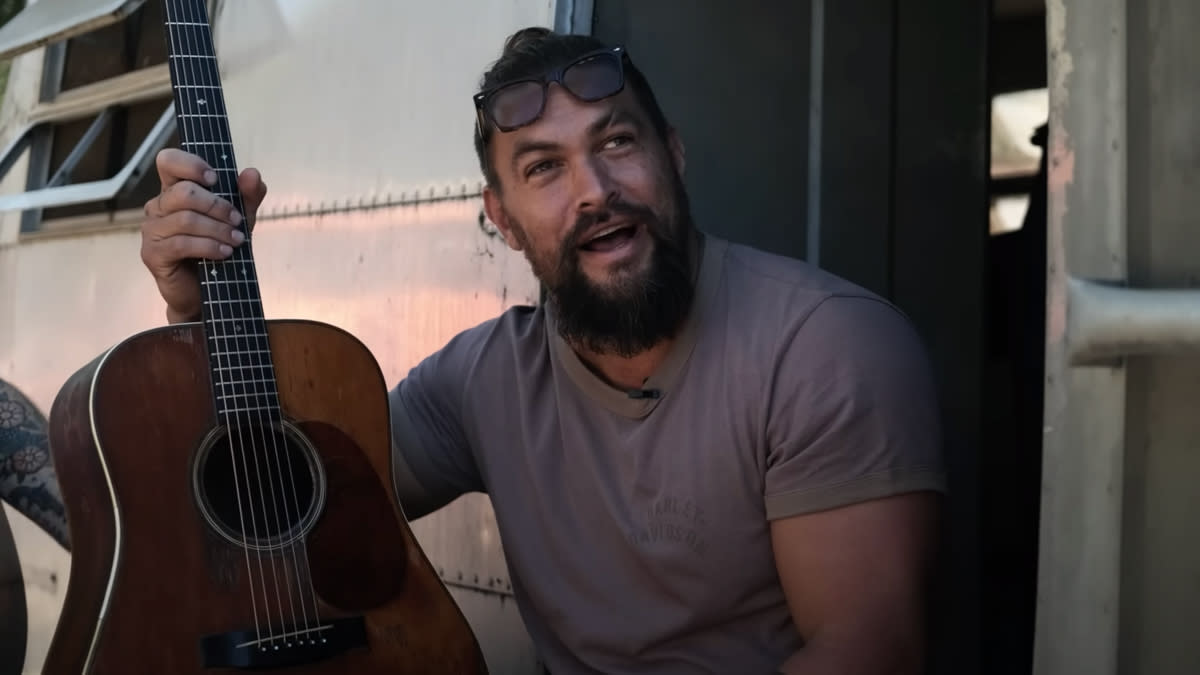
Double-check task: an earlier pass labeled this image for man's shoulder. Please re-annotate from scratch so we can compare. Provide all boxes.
[714,237,904,334]
[718,237,881,300]
[430,302,548,375]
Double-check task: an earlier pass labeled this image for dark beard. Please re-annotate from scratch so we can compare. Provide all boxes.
[543,173,696,358]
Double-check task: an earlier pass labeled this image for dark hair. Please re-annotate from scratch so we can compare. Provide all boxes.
[472,27,671,189]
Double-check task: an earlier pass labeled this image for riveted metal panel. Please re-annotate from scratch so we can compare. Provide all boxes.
[213,0,559,218]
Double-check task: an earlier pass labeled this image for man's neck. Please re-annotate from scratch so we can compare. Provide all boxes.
[572,339,676,392]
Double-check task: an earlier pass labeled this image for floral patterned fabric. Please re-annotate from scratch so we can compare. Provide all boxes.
[0,380,69,551]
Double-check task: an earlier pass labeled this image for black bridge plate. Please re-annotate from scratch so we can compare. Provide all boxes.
[199,615,367,669]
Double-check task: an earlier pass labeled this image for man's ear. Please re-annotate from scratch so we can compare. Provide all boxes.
[667,127,686,178]
[483,185,523,252]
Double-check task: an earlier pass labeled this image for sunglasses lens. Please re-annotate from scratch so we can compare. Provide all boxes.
[563,53,623,101]
[489,80,545,129]
[481,50,626,131]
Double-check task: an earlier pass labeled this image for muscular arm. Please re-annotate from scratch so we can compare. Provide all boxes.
[386,327,490,521]
[773,493,939,674]
[762,295,945,672]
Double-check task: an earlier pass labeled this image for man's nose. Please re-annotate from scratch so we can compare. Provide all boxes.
[572,156,616,214]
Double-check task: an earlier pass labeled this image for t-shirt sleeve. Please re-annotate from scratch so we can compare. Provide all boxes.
[763,295,946,520]
[387,331,487,519]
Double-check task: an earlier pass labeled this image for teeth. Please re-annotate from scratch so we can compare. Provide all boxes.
[588,224,625,241]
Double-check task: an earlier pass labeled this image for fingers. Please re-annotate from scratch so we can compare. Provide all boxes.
[152,149,266,226]
[155,148,216,191]
[141,231,237,268]
[148,207,245,250]
[153,179,241,223]
[237,168,267,231]
[143,149,266,323]
[143,174,245,266]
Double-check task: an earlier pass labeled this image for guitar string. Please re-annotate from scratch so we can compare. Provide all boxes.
[170,0,277,648]
[179,2,289,644]
[189,0,318,644]
[168,0,276,649]
[179,0,295,647]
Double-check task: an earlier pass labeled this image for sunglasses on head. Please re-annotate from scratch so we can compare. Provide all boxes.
[474,45,630,137]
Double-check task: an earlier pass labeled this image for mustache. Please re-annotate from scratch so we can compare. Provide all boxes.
[562,199,661,251]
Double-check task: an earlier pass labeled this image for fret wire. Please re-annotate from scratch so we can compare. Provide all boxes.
[216,385,279,395]
[207,316,263,323]
[168,0,283,424]
[218,392,280,401]
[213,379,277,386]
[213,364,278,373]
[215,394,279,405]
[207,332,269,340]
[206,339,269,350]
[213,377,278,386]
[208,342,271,353]
[218,406,281,415]
[206,348,271,355]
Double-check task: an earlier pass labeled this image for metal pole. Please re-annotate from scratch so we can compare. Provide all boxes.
[1034,0,1127,673]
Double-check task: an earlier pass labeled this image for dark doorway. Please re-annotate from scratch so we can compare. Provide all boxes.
[590,1,1014,673]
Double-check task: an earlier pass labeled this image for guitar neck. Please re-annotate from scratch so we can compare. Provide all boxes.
[162,0,279,419]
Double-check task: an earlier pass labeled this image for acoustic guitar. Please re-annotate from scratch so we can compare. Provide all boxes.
[43,1,486,672]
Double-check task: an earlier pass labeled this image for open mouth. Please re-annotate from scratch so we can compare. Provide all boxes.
[580,223,639,252]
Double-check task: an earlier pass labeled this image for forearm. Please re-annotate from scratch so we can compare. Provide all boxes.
[0,381,70,551]
[777,631,922,675]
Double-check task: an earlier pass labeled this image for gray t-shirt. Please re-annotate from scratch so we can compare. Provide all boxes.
[388,234,945,674]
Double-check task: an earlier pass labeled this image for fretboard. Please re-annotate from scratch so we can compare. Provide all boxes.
[162,0,280,420]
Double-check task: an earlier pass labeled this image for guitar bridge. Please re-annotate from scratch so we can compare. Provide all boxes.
[199,616,368,669]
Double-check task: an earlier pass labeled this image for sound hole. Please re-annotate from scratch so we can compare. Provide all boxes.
[193,421,326,551]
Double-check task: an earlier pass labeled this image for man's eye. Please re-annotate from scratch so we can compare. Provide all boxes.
[604,135,633,149]
[526,160,555,177]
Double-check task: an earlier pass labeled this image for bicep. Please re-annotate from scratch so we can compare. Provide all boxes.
[764,296,945,519]
[386,343,486,520]
[763,296,944,668]
[389,398,469,520]
[771,492,940,669]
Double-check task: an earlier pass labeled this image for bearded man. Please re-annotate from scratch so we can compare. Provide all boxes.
[139,26,945,675]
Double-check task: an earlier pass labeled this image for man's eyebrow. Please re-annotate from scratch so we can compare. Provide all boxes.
[510,139,561,173]
[589,107,638,136]
[509,108,641,173]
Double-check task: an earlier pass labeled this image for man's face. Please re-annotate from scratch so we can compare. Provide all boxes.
[482,83,696,357]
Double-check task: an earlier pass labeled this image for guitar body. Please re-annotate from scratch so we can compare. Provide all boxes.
[45,320,486,674]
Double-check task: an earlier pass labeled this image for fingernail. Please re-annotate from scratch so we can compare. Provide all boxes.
[219,244,233,256]
[231,229,245,243]
[204,170,217,185]
[230,210,243,226]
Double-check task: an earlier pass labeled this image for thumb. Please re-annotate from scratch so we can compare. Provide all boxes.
[237,167,268,232]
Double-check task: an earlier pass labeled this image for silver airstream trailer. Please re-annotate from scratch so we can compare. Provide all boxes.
[3,1,1200,674]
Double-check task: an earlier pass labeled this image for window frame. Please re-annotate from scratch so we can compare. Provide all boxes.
[0,0,184,236]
